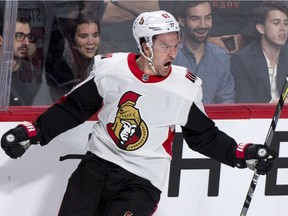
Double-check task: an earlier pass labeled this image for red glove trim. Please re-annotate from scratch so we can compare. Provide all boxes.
[235,143,250,159]
[19,121,37,138]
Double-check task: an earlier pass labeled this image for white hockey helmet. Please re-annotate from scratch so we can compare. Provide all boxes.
[132,10,180,50]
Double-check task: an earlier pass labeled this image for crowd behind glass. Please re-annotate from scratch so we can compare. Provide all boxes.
[0,0,287,107]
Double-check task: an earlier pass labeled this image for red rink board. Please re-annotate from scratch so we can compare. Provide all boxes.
[1,104,288,121]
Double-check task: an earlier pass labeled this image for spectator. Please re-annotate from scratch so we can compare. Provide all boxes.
[45,9,101,101]
[231,1,288,103]
[10,14,45,106]
[18,0,48,72]
[207,1,262,55]
[173,1,234,104]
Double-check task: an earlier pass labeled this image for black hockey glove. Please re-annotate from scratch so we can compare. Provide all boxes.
[234,143,277,175]
[1,121,42,159]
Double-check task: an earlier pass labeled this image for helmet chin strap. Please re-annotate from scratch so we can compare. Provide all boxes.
[139,44,157,75]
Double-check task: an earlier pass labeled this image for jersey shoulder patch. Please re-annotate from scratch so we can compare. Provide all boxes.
[185,70,197,83]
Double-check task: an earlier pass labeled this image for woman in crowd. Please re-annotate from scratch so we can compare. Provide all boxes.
[45,8,101,101]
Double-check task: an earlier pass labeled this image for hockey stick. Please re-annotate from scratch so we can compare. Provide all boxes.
[240,76,288,216]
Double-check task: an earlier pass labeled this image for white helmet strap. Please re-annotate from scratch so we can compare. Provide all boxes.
[139,43,157,75]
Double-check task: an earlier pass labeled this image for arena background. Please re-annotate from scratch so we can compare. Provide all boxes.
[1,1,288,215]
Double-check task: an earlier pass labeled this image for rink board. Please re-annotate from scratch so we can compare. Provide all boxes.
[0,106,288,216]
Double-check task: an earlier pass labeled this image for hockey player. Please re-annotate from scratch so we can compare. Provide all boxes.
[1,10,277,216]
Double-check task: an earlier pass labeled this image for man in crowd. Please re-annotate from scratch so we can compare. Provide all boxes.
[10,14,44,105]
[173,1,235,104]
[231,1,288,103]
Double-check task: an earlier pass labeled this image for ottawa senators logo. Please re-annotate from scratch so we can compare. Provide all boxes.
[107,91,148,151]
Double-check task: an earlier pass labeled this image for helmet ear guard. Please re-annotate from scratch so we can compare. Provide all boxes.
[132,10,180,51]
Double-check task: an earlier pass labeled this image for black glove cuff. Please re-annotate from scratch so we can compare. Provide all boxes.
[17,122,42,144]
[30,121,42,144]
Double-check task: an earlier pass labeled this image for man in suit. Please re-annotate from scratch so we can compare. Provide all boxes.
[231,1,288,103]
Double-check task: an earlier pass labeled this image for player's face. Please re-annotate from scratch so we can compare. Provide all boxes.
[181,2,212,43]
[13,22,30,59]
[152,32,180,76]
[261,10,288,46]
[74,23,100,59]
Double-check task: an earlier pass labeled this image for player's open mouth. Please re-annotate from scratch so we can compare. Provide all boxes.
[164,61,172,69]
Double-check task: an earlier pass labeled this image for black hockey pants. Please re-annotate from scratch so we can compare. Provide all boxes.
[58,152,161,216]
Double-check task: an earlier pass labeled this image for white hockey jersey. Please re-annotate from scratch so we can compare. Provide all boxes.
[37,52,238,192]
[86,52,204,190]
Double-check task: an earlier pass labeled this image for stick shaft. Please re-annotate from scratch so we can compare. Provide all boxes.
[240,77,288,216]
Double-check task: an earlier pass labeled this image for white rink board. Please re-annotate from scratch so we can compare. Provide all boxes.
[0,119,288,216]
